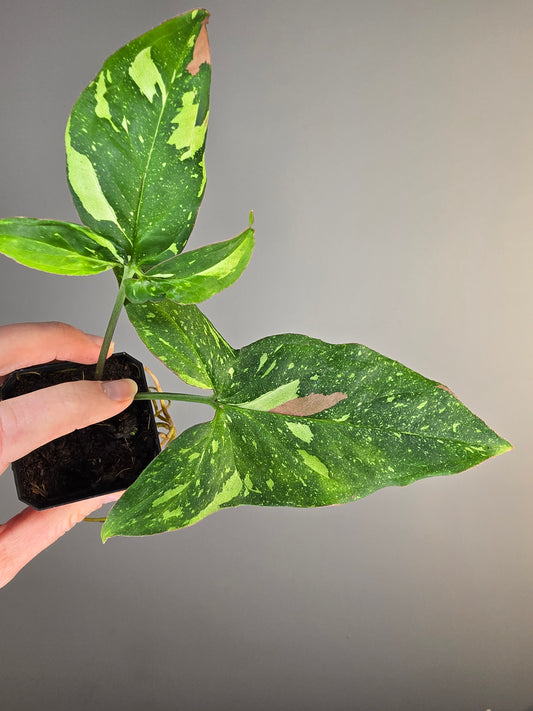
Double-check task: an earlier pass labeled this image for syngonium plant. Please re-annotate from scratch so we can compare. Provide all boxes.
[0,9,511,541]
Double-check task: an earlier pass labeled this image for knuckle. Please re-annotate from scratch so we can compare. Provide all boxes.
[46,321,77,338]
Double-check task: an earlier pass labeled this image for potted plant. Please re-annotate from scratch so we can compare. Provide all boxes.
[0,9,511,542]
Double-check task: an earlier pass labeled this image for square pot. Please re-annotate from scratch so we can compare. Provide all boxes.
[0,352,161,509]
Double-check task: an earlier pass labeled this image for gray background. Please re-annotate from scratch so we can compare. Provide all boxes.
[0,1,531,709]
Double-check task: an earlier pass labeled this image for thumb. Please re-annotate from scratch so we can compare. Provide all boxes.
[0,378,138,472]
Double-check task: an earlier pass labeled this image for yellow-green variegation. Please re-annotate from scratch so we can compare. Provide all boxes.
[126,299,235,390]
[101,300,511,539]
[0,10,253,306]
[65,10,211,266]
[125,226,255,304]
[0,218,123,275]
[0,11,511,542]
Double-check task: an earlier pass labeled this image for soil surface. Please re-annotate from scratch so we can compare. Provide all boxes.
[1,353,160,509]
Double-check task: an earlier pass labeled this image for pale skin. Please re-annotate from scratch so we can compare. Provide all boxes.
[0,322,138,588]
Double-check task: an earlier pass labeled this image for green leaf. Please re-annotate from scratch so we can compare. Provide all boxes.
[103,332,511,539]
[124,226,254,304]
[66,9,211,267]
[126,299,236,390]
[0,217,123,274]
[102,414,240,540]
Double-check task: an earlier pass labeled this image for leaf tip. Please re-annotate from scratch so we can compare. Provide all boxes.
[187,16,210,76]
[100,523,113,543]
[496,438,513,456]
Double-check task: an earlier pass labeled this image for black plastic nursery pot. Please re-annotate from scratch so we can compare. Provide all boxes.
[0,352,161,509]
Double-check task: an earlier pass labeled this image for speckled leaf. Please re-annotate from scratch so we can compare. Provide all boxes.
[126,299,236,390]
[102,332,511,538]
[125,226,254,304]
[102,414,239,540]
[66,9,210,267]
[0,217,123,274]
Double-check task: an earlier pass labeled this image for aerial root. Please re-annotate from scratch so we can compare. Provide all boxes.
[143,365,178,448]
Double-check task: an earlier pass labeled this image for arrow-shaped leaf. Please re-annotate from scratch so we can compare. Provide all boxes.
[0,217,124,274]
[66,9,211,266]
[103,332,511,538]
[124,226,254,304]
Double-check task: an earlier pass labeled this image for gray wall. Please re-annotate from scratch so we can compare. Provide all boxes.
[1,1,531,709]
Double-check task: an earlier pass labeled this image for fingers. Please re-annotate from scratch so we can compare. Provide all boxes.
[0,490,124,588]
[0,378,138,473]
[0,321,135,587]
[0,321,110,379]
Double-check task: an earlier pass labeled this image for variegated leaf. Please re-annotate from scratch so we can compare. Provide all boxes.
[125,226,254,304]
[102,331,511,538]
[102,416,237,539]
[66,9,211,266]
[126,299,236,390]
[0,217,123,275]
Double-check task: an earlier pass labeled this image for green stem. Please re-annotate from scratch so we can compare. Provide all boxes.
[135,391,217,409]
[95,266,133,381]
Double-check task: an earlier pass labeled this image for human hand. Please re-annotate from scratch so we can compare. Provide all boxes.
[0,322,138,588]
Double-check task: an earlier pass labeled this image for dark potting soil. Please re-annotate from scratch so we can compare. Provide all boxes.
[0,353,160,509]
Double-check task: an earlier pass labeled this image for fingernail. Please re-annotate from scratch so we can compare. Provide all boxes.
[102,378,138,402]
